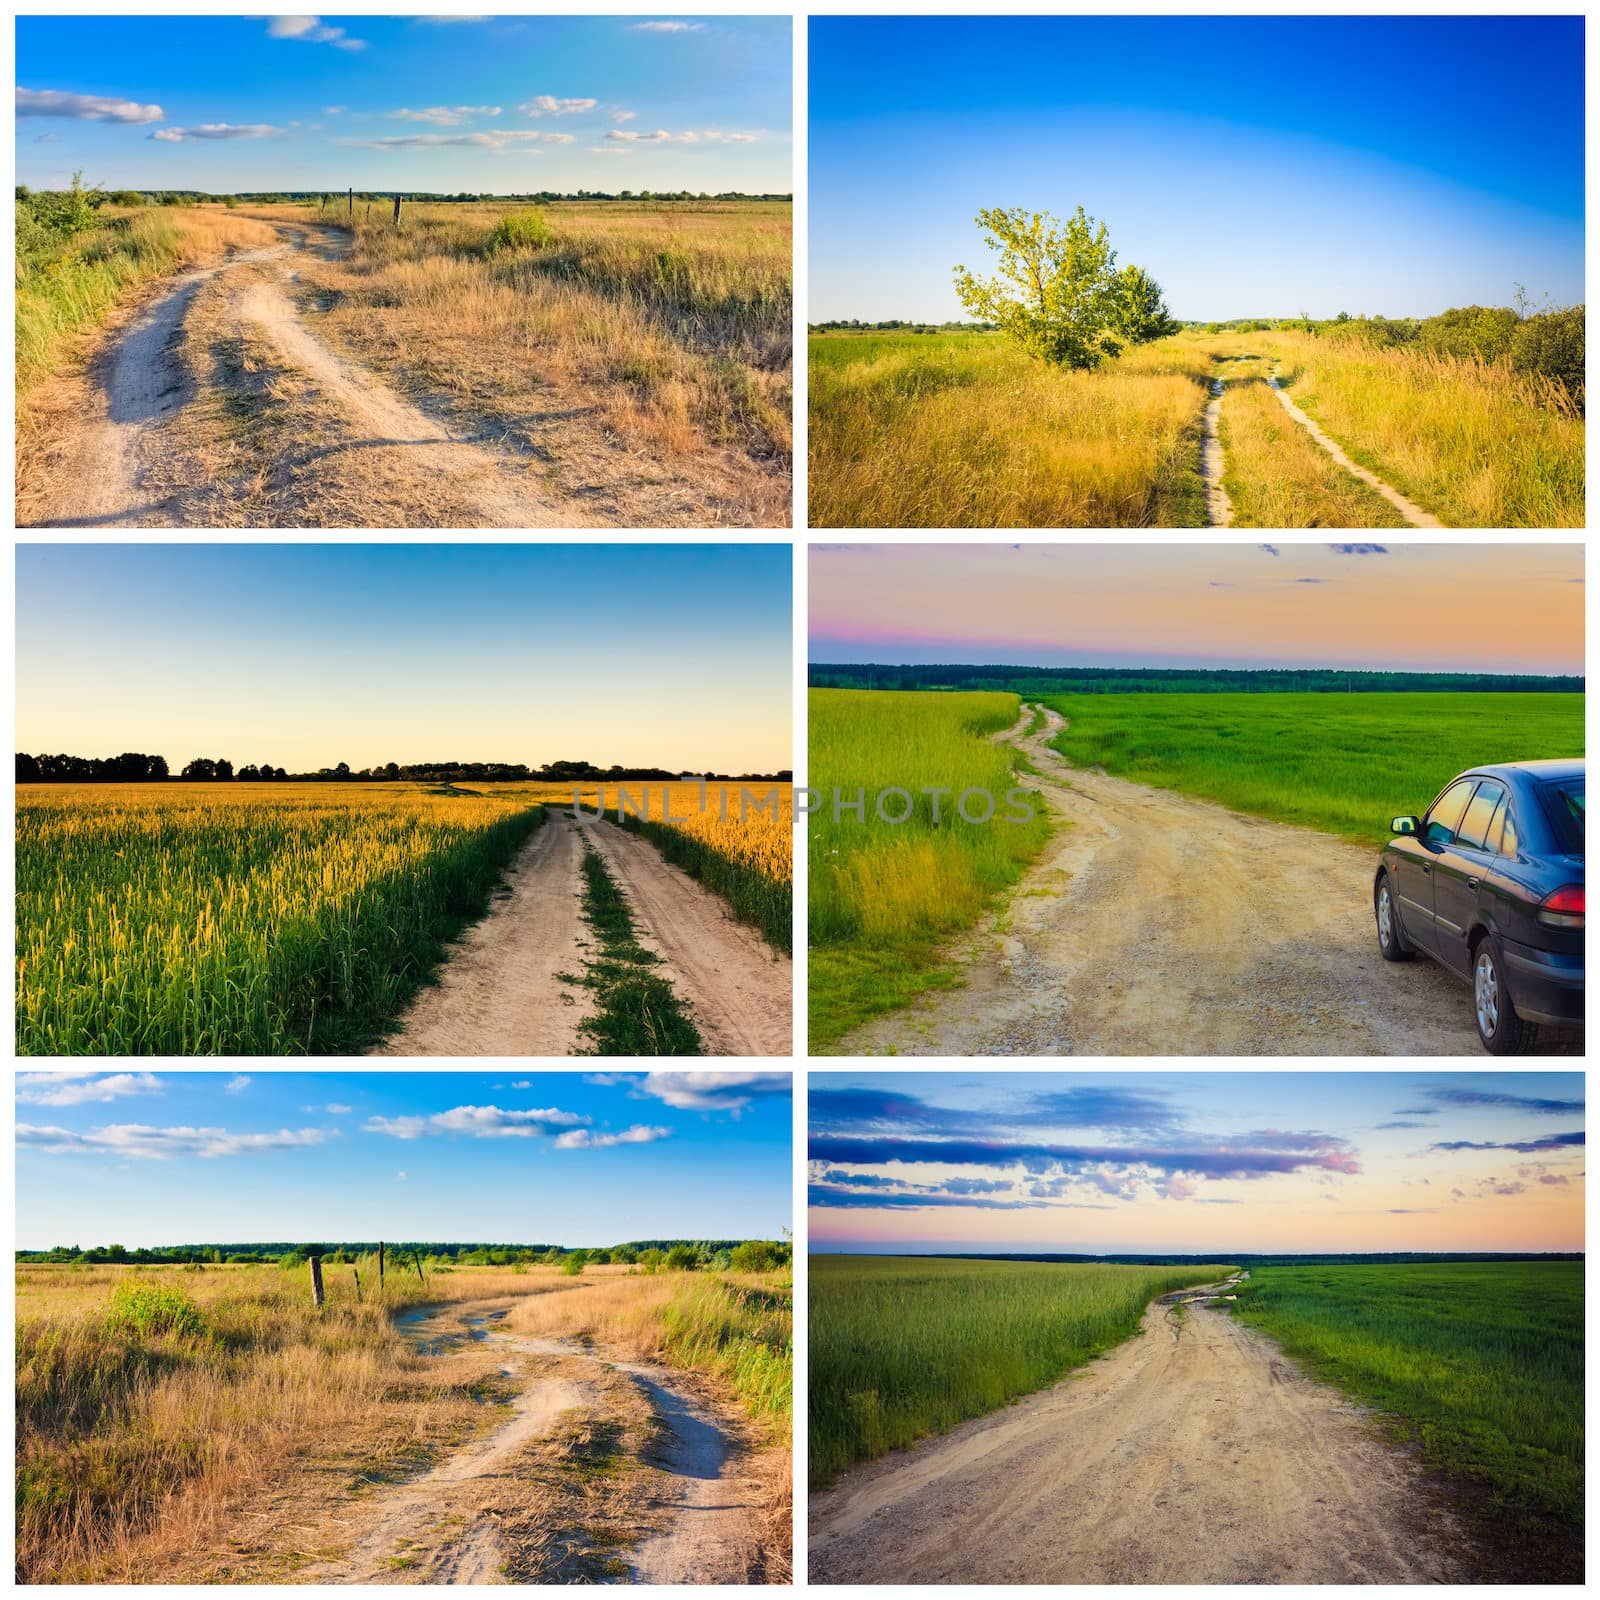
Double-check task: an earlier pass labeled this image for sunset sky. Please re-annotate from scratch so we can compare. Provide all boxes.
[17,1070,792,1249]
[809,1072,1585,1255]
[17,544,792,774]
[810,544,1584,675]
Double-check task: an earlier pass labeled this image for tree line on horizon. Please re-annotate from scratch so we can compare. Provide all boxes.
[16,753,793,785]
[809,664,1585,695]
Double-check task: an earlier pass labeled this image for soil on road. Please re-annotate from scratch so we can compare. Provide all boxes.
[809,1282,1466,1585]
[840,705,1575,1056]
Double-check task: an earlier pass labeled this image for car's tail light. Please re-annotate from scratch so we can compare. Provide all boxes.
[1537,885,1585,928]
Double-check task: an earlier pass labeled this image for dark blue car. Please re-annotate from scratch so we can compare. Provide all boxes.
[1376,760,1584,1054]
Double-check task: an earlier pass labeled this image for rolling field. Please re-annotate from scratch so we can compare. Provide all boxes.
[17,781,791,1055]
[807,690,1051,1049]
[17,1257,792,1583]
[1045,692,1586,844]
[1231,1263,1583,1533]
[808,1256,1231,1484]
[809,328,1584,528]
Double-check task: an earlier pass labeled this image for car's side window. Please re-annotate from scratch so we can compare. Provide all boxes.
[1480,792,1508,857]
[1455,783,1504,852]
[1424,780,1477,846]
[1499,808,1519,857]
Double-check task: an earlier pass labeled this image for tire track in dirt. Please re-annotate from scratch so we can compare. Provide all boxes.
[1200,370,1233,527]
[837,705,1575,1056]
[303,1300,762,1586]
[372,812,594,1057]
[580,816,792,1056]
[810,1283,1467,1585]
[1266,364,1444,528]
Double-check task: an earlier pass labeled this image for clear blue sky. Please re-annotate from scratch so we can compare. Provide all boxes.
[17,1071,793,1249]
[810,1071,1585,1255]
[16,543,793,773]
[17,15,791,192]
[810,16,1584,321]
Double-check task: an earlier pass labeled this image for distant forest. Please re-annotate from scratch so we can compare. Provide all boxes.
[16,754,791,784]
[17,1237,791,1267]
[809,664,1584,695]
[844,1251,1582,1267]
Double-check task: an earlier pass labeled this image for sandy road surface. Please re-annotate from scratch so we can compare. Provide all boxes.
[810,1282,1465,1585]
[1201,371,1234,526]
[842,705,1574,1056]
[303,1301,761,1585]
[583,817,792,1055]
[28,221,591,529]
[373,813,594,1057]
[1267,365,1444,528]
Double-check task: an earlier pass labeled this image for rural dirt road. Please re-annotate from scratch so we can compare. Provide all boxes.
[1201,370,1234,527]
[840,705,1575,1056]
[303,1300,763,1585]
[810,1280,1466,1585]
[376,810,790,1057]
[28,221,595,530]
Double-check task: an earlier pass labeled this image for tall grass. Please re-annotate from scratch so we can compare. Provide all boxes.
[1262,330,1584,527]
[809,1256,1230,1484]
[808,689,1052,1049]
[1046,692,1585,844]
[1232,1263,1582,1526]
[809,330,1211,527]
[15,785,547,1055]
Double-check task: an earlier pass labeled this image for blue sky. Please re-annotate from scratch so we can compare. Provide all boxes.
[809,1072,1585,1255]
[17,1071,793,1249]
[16,544,792,773]
[810,17,1584,321]
[17,16,791,192]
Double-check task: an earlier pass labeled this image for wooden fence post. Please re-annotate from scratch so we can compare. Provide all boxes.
[378,1241,385,1290]
[309,1254,325,1309]
[347,185,353,218]
[413,1250,425,1284]
[352,1266,361,1300]
[393,194,402,226]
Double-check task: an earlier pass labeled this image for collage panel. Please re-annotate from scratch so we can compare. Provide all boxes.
[807,14,1583,529]
[17,1068,794,1584]
[16,543,794,1059]
[16,13,794,531]
[806,1069,1584,1585]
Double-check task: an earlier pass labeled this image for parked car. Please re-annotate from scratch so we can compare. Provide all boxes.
[1375,760,1584,1054]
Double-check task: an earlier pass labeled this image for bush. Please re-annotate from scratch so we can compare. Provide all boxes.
[1417,304,1520,363]
[665,1244,697,1271]
[1511,306,1584,400]
[486,208,552,253]
[639,1248,666,1272]
[561,1251,586,1276]
[730,1240,778,1272]
[106,1281,207,1339]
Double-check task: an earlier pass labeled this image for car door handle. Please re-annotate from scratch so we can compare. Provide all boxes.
[1420,863,1430,874]
[1466,877,1480,891]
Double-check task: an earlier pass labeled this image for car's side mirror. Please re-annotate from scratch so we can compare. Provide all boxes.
[1390,815,1419,836]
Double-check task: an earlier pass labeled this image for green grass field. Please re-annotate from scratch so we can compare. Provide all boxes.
[1046,692,1585,844]
[1232,1262,1583,1536]
[808,689,1053,1051]
[808,1255,1230,1485]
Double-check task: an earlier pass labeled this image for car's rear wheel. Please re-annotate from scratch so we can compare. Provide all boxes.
[1473,939,1535,1055]
[1375,874,1412,962]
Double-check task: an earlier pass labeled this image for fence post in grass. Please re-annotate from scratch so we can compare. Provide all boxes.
[347,185,353,219]
[414,1250,425,1284]
[393,194,402,227]
[309,1254,325,1309]
[353,1266,361,1301]
[378,1240,385,1291]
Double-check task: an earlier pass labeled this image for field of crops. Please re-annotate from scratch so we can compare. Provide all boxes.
[808,1255,1229,1484]
[1046,692,1585,844]
[807,690,1051,1050]
[809,327,1584,528]
[17,780,792,1054]
[1231,1262,1583,1534]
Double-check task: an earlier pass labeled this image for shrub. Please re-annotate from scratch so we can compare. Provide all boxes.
[639,1248,666,1272]
[561,1251,586,1276]
[665,1244,697,1271]
[730,1240,777,1272]
[1417,304,1520,363]
[486,208,553,253]
[1511,306,1584,401]
[106,1281,207,1339]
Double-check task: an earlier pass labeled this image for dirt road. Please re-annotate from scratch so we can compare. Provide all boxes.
[1201,370,1233,526]
[27,221,596,529]
[841,705,1573,1056]
[583,817,792,1056]
[304,1300,764,1585]
[810,1282,1465,1585]
[374,813,594,1057]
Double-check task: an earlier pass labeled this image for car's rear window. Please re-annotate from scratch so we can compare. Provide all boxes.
[1540,780,1585,855]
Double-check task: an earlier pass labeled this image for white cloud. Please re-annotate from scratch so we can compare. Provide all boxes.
[637,1072,791,1113]
[606,128,757,145]
[267,17,367,51]
[418,14,489,21]
[590,147,630,156]
[519,95,598,117]
[612,110,637,123]
[323,105,346,116]
[387,105,502,126]
[17,88,164,124]
[345,129,572,151]
[18,1123,327,1159]
[225,1075,252,1095]
[395,1170,408,1182]
[583,1072,638,1086]
[365,1104,589,1139]
[301,1103,352,1115]
[151,123,285,142]
[17,1072,162,1108]
[628,21,706,32]
[554,1125,673,1149]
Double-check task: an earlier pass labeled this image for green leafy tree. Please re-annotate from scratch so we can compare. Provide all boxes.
[664,1244,697,1271]
[954,206,1167,369]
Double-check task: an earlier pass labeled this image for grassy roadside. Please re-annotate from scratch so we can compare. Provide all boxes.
[1044,691,1584,845]
[1230,1263,1582,1573]
[565,842,703,1055]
